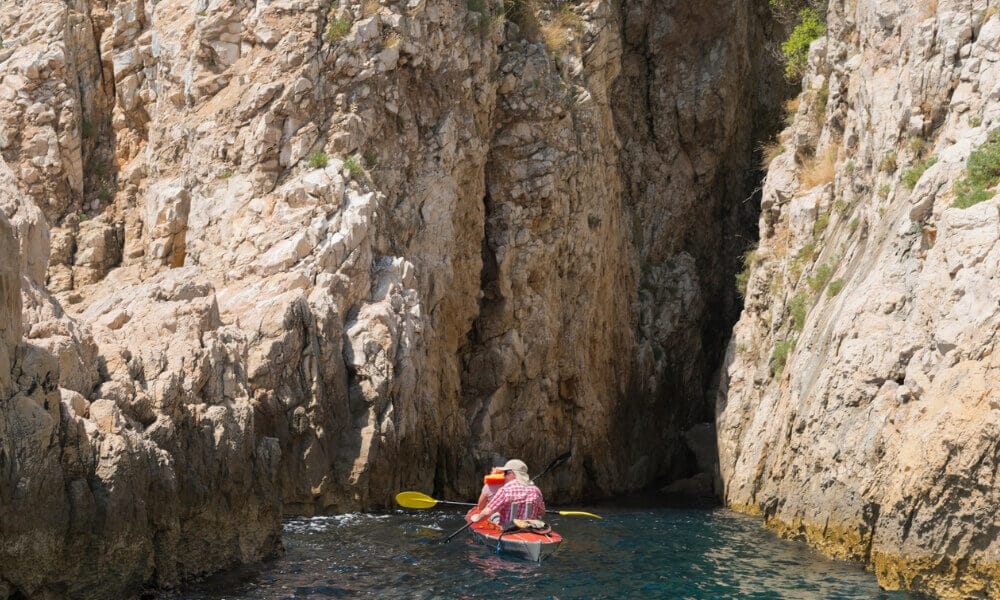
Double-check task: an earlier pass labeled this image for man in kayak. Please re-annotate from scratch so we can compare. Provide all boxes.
[468,459,545,529]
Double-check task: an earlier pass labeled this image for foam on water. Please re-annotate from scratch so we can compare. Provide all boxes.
[284,513,393,534]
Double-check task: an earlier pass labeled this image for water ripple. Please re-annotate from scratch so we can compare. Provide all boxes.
[161,506,928,599]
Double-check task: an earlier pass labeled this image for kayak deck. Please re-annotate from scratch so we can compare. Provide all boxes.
[468,521,563,562]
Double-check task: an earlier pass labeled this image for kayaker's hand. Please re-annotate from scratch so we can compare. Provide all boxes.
[470,512,483,523]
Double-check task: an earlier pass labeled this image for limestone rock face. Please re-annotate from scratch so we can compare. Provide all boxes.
[719,1,1000,597]
[0,0,773,597]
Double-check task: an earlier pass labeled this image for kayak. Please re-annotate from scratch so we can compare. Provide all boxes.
[468,520,563,562]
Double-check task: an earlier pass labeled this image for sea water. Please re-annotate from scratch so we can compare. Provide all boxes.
[161,503,926,599]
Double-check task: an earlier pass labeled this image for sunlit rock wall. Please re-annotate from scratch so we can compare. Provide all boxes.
[719,1,1000,597]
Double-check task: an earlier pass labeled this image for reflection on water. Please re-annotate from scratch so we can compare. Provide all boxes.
[160,505,925,599]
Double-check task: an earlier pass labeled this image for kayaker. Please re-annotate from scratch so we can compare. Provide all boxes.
[477,467,506,511]
[468,459,545,528]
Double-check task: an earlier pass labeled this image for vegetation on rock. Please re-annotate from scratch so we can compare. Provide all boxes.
[953,128,1000,208]
[770,338,796,375]
[343,155,363,176]
[326,17,351,42]
[902,156,936,190]
[306,151,329,169]
[780,8,826,80]
[735,250,760,298]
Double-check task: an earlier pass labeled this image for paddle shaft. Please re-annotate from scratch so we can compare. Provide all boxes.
[443,520,474,543]
[435,499,475,507]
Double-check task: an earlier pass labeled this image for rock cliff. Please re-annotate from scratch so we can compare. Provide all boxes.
[719,0,1000,598]
[0,0,775,596]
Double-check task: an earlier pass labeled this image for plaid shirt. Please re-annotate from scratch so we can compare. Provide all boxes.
[483,481,545,526]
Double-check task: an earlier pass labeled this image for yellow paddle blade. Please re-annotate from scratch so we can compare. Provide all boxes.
[556,510,602,519]
[395,491,439,509]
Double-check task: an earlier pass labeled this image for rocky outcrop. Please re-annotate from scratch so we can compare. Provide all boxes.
[0,0,774,597]
[719,1,1000,597]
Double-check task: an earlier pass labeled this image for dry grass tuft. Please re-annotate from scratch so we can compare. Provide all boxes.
[761,139,786,170]
[801,145,838,188]
[541,3,583,56]
[768,223,792,261]
[362,0,381,17]
[384,32,402,48]
[919,0,938,19]
[541,21,570,54]
[784,96,801,126]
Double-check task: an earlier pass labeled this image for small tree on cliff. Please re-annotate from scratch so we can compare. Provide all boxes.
[766,1,828,82]
[780,8,826,80]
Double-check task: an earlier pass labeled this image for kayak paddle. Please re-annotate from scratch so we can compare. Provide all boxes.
[395,491,475,509]
[395,491,601,519]
[533,450,571,481]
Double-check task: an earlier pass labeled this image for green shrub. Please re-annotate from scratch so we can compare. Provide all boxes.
[306,151,329,169]
[953,188,993,208]
[735,250,760,298]
[344,155,363,175]
[902,156,937,189]
[781,9,825,80]
[814,83,829,124]
[878,184,891,198]
[218,169,233,179]
[796,242,816,261]
[953,128,1000,208]
[81,120,96,140]
[790,242,816,281]
[770,338,797,376]
[326,18,351,42]
[813,212,829,237]
[735,269,750,298]
[789,292,809,331]
[807,261,834,293]
[908,136,927,156]
[969,116,982,128]
[827,278,845,297]
[849,217,860,232]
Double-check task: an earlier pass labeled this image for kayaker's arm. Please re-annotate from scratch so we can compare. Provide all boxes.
[471,484,510,521]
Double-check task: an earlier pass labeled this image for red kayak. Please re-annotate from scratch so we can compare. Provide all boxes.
[468,519,563,562]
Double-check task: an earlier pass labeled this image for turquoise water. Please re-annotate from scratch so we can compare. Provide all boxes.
[161,504,924,599]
